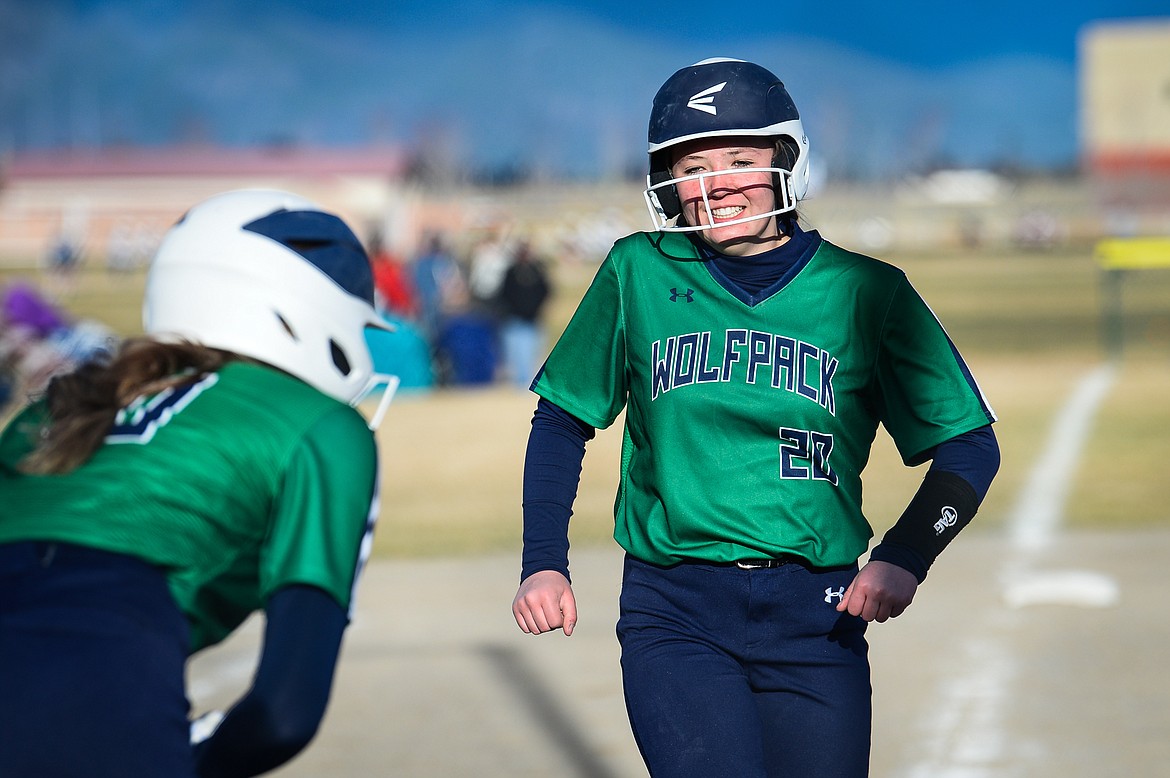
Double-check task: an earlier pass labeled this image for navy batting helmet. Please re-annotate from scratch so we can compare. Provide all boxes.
[643,58,810,231]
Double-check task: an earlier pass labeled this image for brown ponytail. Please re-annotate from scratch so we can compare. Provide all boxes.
[18,338,234,475]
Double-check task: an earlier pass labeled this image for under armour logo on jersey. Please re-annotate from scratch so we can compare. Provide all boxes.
[669,287,694,303]
[687,82,727,115]
[934,506,959,535]
[824,586,845,604]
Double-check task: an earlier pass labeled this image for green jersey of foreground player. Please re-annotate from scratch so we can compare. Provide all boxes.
[512,58,999,777]
[0,189,398,777]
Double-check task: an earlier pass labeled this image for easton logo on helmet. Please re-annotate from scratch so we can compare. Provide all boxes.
[686,82,727,115]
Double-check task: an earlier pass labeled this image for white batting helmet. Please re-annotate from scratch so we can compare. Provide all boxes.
[144,189,392,410]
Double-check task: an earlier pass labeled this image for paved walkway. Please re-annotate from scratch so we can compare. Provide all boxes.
[188,528,1170,777]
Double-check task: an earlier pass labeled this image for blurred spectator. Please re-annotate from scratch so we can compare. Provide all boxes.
[410,233,465,345]
[44,231,84,297]
[409,232,500,387]
[467,228,514,312]
[368,233,417,319]
[496,240,552,389]
[365,312,434,393]
[3,282,67,337]
[103,222,155,273]
[437,311,498,386]
[46,233,82,275]
[105,224,135,273]
[1012,209,1067,251]
[0,282,118,409]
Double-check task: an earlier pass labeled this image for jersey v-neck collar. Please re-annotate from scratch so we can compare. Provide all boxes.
[690,226,823,307]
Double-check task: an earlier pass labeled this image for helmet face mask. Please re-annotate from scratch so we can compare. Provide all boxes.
[643,58,809,234]
[144,189,396,425]
[645,165,798,233]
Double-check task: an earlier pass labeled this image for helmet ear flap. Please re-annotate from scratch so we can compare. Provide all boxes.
[649,169,682,219]
[774,138,798,171]
[771,139,800,205]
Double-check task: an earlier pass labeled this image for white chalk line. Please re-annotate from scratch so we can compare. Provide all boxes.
[904,361,1119,778]
[1006,363,1119,554]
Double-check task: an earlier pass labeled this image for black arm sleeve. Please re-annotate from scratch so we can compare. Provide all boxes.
[193,585,347,778]
[869,471,981,582]
[869,425,1000,583]
[520,397,595,583]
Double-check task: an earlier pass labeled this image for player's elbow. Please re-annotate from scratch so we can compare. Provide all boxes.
[250,698,325,767]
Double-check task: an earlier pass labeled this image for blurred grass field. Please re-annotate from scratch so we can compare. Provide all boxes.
[4,246,1169,563]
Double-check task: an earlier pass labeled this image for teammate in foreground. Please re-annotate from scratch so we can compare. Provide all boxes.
[512,58,1000,776]
[0,189,397,776]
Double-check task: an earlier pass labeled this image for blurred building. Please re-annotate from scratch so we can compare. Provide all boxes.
[0,145,413,268]
[0,145,652,270]
[1079,17,1170,234]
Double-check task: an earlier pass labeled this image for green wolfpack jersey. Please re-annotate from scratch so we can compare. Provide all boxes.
[533,230,995,568]
[0,362,379,651]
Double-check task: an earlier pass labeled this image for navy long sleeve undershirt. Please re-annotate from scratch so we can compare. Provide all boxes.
[520,399,594,582]
[192,585,347,777]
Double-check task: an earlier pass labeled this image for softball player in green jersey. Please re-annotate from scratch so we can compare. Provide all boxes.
[513,58,1000,777]
[0,189,398,777]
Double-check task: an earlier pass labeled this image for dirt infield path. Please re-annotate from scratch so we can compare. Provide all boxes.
[189,527,1170,777]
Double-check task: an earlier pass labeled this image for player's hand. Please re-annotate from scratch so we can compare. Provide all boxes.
[836,560,918,623]
[512,570,577,636]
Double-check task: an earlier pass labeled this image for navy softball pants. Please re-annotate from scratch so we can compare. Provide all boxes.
[0,541,195,778]
[617,555,872,778]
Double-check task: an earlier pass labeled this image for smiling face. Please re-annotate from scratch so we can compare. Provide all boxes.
[669,137,788,256]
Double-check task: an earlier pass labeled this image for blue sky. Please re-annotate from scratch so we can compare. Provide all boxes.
[56,0,1170,67]
[245,0,1168,67]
